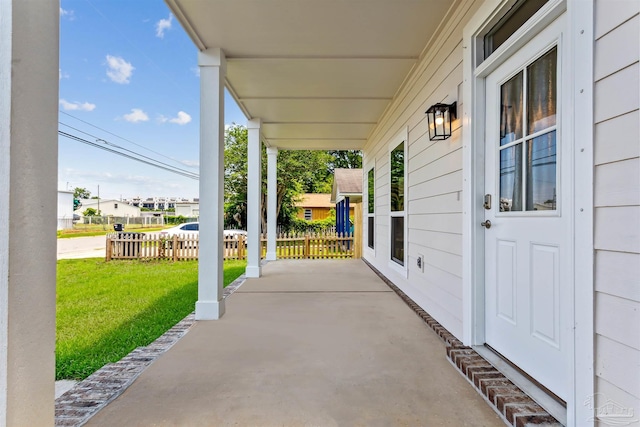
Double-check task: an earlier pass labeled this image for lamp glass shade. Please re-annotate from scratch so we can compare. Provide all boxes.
[426,102,456,140]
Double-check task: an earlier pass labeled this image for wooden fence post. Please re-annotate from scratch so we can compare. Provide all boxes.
[106,237,112,261]
[173,235,178,262]
[353,202,362,258]
[305,234,310,259]
[238,236,245,260]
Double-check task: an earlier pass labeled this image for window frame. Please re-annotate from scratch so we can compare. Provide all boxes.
[367,166,375,250]
[388,128,408,276]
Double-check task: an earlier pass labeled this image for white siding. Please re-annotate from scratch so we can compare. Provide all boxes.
[362,0,480,338]
[593,0,640,412]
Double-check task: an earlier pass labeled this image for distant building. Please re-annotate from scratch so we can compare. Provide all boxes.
[75,199,140,217]
[124,196,197,211]
[175,202,200,217]
[296,194,334,221]
[57,190,74,230]
[331,169,363,238]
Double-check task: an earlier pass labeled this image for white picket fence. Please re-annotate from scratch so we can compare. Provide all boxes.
[105,231,355,261]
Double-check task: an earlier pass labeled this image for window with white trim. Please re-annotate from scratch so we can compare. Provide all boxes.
[367,167,374,249]
[304,209,312,220]
[390,141,405,266]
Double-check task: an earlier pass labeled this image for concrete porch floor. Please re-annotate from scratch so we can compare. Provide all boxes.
[86,259,502,426]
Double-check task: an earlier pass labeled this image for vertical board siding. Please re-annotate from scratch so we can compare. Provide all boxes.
[594,0,640,408]
[361,0,481,339]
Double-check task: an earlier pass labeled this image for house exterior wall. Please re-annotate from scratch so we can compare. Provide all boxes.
[362,0,481,339]
[57,190,74,230]
[296,207,333,221]
[76,199,141,217]
[363,0,639,421]
[175,203,200,217]
[593,0,640,414]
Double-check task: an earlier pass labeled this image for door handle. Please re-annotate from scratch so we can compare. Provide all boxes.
[481,220,491,229]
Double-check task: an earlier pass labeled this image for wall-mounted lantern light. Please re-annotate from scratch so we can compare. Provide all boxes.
[425,102,457,141]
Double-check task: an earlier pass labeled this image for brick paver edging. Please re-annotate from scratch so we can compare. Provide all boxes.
[361,259,563,427]
[54,274,248,427]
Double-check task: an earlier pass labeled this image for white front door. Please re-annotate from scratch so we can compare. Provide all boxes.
[483,16,570,400]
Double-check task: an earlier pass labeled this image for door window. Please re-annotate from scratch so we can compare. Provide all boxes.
[499,46,557,212]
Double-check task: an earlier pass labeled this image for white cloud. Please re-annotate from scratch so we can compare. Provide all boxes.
[169,111,192,125]
[59,69,69,80]
[60,8,75,20]
[122,108,149,123]
[158,111,192,125]
[105,55,134,84]
[59,99,96,111]
[155,14,173,38]
[191,67,200,77]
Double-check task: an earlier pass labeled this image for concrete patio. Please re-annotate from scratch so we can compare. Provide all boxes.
[85,259,502,426]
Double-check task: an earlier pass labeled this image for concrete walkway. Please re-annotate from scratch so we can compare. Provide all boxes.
[86,260,502,426]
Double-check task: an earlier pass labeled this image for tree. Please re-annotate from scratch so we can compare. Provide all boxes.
[73,187,91,199]
[223,124,335,232]
[82,207,100,216]
[328,150,362,170]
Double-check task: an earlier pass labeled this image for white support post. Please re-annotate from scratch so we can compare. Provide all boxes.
[196,48,226,320]
[266,147,278,261]
[246,119,262,277]
[0,0,58,424]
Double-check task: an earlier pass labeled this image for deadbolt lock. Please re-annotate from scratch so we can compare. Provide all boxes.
[484,194,492,210]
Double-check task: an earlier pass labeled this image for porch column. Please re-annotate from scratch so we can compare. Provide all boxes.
[246,119,262,277]
[266,147,278,260]
[337,201,343,235]
[196,47,226,320]
[345,197,350,235]
[0,0,58,424]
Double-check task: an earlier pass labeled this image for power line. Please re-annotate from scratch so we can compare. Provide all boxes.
[59,130,199,180]
[59,111,194,169]
[59,122,198,178]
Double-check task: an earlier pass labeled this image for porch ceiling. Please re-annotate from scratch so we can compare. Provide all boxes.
[166,0,455,150]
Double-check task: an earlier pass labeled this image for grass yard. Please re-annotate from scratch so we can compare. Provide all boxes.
[56,258,246,380]
[57,225,168,239]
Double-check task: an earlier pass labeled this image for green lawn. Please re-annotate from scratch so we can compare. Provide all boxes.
[57,225,169,239]
[56,259,246,380]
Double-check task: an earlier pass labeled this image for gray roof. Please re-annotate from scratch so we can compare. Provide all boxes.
[331,169,363,203]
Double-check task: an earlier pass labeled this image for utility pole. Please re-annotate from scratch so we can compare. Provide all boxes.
[97,185,100,215]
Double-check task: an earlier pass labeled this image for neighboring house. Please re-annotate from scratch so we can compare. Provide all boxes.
[57,190,74,230]
[295,194,334,221]
[330,169,363,236]
[175,202,200,218]
[75,199,141,218]
[3,1,639,425]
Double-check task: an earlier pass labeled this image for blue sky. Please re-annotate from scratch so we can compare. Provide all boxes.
[58,0,246,200]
